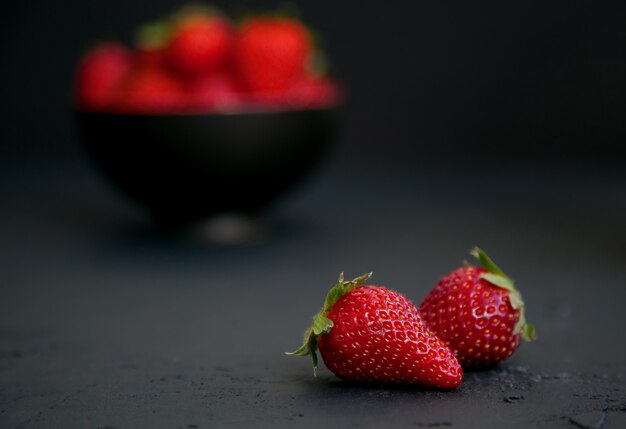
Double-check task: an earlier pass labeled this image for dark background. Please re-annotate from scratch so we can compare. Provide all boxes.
[2,1,626,428]
[2,0,625,160]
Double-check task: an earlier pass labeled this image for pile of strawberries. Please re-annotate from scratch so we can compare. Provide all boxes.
[289,248,536,389]
[73,5,339,114]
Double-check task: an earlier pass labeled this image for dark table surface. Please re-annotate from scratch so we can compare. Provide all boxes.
[2,151,626,428]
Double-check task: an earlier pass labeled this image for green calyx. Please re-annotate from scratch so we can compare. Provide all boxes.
[286,272,373,374]
[134,20,171,50]
[470,247,536,341]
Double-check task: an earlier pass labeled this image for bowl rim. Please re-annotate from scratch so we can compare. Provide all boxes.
[72,99,344,117]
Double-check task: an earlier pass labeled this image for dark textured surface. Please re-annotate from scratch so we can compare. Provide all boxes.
[2,153,626,428]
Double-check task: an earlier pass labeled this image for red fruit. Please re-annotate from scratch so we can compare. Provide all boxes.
[235,17,312,93]
[166,15,233,77]
[117,68,188,113]
[188,73,241,112]
[74,43,132,110]
[419,248,536,369]
[288,273,463,389]
[288,77,340,108]
[134,47,167,68]
[250,77,340,109]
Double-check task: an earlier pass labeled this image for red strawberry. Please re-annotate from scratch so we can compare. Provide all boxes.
[188,73,241,112]
[166,15,233,77]
[288,273,463,388]
[74,43,132,110]
[134,47,167,68]
[287,77,340,108]
[250,76,340,109]
[234,16,312,94]
[134,20,170,68]
[419,248,536,369]
[116,67,188,113]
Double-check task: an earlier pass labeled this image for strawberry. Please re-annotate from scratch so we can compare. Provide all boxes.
[133,20,170,68]
[134,47,167,69]
[250,76,340,109]
[188,73,241,112]
[166,15,233,77]
[288,273,463,388]
[419,248,536,369]
[74,43,132,110]
[234,16,312,94]
[286,77,340,108]
[116,67,188,113]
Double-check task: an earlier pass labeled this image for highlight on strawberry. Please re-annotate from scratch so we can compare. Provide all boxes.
[73,4,340,114]
[288,273,463,389]
[419,247,536,369]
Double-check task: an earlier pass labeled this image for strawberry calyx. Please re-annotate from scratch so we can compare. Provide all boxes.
[470,247,536,342]
[286,272,372,374]
[135,20,172,51]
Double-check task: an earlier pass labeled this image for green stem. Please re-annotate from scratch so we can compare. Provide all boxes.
[471,247,536,341]
[286,272,373,374]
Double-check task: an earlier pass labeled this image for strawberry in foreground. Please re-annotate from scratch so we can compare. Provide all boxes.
[419,248,536,369]
[288,273,463,388]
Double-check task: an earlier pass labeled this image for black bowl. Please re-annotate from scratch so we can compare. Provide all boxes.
[75,108,339,224]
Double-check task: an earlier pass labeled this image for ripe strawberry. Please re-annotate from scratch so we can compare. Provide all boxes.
[74,43,132,110]
[234,16,312,94]
[134,47,167,68]
[116,67,188,113]
[288,273,463,388]
[166,15,233,77]
[251,76,340,109]
[188,73,241,112]
[134,20,170,68]
[419,248,536,369]
[287,77,340,108]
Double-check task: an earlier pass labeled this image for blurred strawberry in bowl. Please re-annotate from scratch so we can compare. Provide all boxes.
[189,72,242,111]
[166,12,234,78]
[72,4,343,224]
[73,43,133,111]
[73,4,342,113]
[234,15,312,94]
[117,67,189,113]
